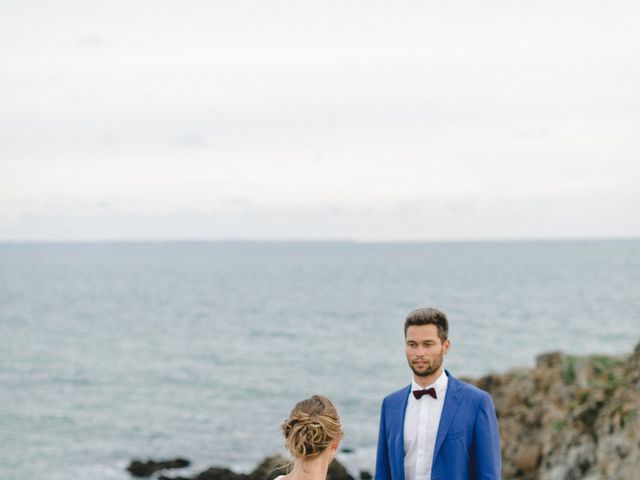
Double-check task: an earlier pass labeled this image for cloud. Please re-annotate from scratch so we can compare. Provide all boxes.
[1,1,639,240]
[75,33,106,49]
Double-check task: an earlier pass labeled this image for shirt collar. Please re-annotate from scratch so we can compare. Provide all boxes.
[410,369,449,394]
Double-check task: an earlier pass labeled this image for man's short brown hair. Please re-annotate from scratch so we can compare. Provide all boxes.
[404,307,449,342]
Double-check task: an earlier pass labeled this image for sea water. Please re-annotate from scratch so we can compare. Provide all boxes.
[1,240,639,479]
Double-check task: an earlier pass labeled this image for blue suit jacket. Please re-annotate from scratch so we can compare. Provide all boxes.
[375,371,501,480]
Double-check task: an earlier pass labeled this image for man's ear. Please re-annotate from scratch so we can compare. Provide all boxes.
[443,339,451,355]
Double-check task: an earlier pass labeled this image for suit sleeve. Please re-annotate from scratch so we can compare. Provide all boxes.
[471,393,501,479]
[375,398,392,480]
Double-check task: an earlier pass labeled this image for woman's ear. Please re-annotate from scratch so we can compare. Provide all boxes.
[330,440,340,456]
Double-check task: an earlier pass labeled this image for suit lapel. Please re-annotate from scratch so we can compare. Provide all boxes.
[392,385,411,480]
[432,371,463,461]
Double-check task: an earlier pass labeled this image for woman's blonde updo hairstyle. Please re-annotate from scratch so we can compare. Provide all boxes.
[281,395,344,461]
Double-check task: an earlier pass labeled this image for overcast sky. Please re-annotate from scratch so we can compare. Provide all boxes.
[2,1,639,241]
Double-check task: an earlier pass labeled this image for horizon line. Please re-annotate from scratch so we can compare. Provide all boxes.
[1,235,639,246]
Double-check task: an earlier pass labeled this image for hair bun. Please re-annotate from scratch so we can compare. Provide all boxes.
[281,395,344,460]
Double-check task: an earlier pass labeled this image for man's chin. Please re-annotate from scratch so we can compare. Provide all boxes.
[411,366,435,377]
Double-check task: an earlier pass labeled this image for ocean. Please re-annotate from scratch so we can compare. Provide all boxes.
[1,240,639,480]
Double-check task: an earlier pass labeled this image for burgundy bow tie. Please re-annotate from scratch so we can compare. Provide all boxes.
[413,387,437,400]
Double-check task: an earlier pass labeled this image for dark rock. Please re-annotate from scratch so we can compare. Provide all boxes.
[127,459,191,477]
[327,459,354,480]
[513,443,542,474]
[616,441,630,458]
[194,467,247,480]
[134,455,353,480]
[536,351,565,368]
[359,471,372,480]
[247,455,288,480]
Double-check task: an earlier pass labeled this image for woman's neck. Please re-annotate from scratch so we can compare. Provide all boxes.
[286,455,331,480]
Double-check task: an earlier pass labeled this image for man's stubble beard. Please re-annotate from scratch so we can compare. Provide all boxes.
[409,350,444,378]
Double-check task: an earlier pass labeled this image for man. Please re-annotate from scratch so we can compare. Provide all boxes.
[375,307,501,480]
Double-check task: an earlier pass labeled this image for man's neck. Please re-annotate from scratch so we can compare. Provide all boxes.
[414,367,444,388]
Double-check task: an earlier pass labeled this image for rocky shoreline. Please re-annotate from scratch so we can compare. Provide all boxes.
[127,342,639,480]
[127,455,358,480]
[470,341,640,479]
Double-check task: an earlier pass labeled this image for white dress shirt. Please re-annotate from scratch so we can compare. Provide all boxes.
[403,370,448,480]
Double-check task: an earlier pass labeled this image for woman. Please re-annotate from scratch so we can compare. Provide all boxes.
[277,395,344,480]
